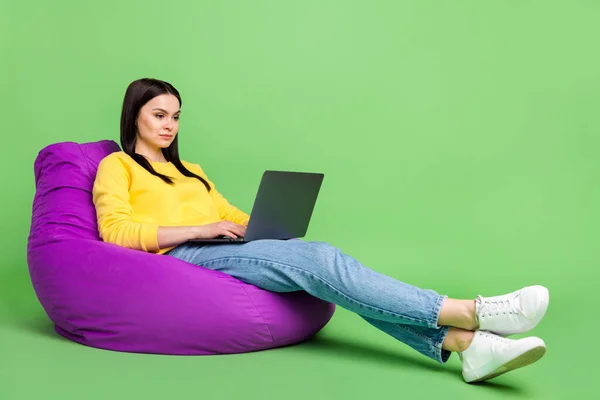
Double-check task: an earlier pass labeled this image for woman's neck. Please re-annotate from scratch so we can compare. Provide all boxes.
[135,144,167,163]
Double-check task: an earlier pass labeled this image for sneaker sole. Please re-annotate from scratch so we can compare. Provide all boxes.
[466,345,546,383]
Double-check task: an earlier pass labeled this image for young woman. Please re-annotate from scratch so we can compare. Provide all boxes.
[92,78,550,383]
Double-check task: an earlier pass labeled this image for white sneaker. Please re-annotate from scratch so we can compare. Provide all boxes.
[475,285,549,336]
[458,330,546,383]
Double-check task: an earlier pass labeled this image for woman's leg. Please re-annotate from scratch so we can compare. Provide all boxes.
[360,316,453,363]
[166,238,454,363]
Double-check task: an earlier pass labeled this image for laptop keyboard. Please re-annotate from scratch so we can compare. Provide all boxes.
[218,236,245,242]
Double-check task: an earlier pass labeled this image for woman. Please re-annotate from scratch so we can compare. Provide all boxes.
[92,78,550,383]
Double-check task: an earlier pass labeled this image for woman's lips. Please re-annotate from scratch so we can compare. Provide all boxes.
[159,135,173,140]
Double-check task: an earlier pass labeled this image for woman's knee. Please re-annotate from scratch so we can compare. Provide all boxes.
[298,240,344,270]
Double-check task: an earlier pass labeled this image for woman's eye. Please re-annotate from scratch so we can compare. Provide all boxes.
[156,114,178,120]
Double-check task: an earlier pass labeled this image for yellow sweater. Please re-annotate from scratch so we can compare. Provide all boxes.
[92,151,250,254]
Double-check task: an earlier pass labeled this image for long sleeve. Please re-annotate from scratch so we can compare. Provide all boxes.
[92,156,160,252]
[192,164,250,226]
[211,185,251,226]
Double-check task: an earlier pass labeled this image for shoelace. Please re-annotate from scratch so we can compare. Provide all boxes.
[476,295,520,318]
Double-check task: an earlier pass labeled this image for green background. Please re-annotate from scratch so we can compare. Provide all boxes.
[1,0,597,398]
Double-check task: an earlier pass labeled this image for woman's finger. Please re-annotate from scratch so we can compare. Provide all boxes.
[226,230,238,238]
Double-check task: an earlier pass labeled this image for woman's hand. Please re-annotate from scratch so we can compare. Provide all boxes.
[192,221,247,239]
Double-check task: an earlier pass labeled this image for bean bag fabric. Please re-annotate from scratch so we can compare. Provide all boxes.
[26,140,335,355]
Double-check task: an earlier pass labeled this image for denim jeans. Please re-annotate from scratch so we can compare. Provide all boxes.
[165,238,452,363]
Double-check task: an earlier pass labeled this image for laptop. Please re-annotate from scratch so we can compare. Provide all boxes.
[188,170,324,244]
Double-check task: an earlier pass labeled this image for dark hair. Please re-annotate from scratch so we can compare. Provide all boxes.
[120,77,211,192]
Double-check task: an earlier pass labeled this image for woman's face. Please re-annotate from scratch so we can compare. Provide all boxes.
[135,94,180,151]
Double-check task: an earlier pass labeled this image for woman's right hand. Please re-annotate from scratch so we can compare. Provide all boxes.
[192,221,247,240]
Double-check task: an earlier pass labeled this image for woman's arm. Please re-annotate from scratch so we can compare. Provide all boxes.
[93,156,161,252]
[156,220,247,249]
[156,225,198,249]
[191,164,251,226]
[92,157,249,252]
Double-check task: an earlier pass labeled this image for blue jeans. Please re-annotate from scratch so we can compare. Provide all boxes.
[165,238,452,363]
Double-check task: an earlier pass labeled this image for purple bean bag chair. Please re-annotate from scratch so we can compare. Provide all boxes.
[26,140,335,355]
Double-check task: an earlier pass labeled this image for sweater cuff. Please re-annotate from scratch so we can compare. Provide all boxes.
[140,223,160,252]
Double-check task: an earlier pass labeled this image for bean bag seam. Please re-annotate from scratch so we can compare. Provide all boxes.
[237,281,275,344]
[79,145,90,178]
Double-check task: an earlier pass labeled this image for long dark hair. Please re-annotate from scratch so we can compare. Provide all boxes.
[120,77,211,192]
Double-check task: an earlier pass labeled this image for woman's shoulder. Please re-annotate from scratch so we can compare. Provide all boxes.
[181,159,204,174]
[180,159,195,168]
[96,151,136,175]
[99,151,133,165]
